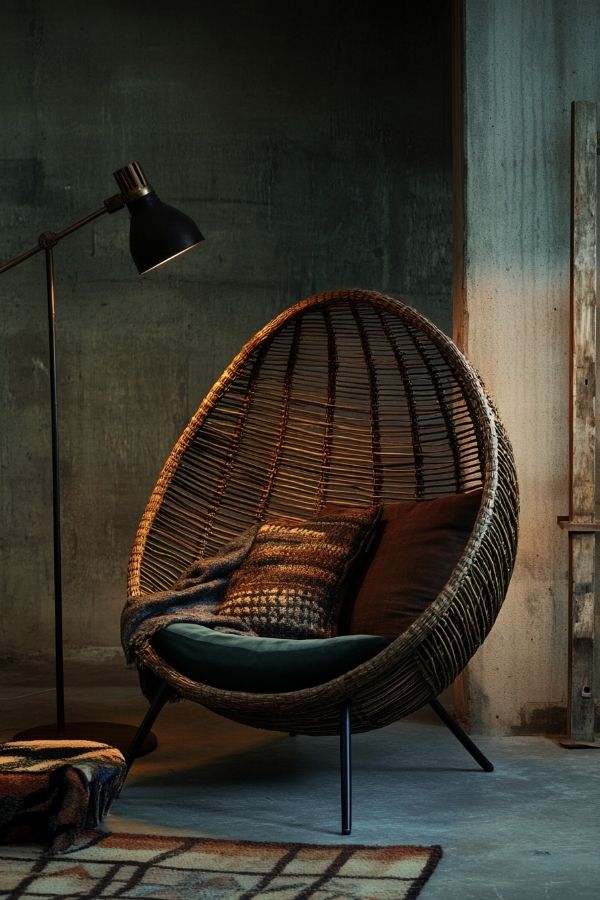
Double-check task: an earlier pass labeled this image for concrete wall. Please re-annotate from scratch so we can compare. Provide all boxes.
[461,0,600,733]
[0,1,452,661]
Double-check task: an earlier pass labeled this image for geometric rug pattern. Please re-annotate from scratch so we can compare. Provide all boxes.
[0,830,443,899]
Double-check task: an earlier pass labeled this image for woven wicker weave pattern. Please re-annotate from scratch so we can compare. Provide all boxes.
[128,289,519,735]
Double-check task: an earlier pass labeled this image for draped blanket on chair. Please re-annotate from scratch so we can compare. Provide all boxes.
[120,526,258,663]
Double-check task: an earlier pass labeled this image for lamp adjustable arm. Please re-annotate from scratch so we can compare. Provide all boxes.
[0,193,125,275]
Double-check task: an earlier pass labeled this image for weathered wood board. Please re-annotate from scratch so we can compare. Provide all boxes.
[566,100,598,742]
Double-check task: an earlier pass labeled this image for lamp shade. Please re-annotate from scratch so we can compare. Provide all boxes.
[113,162,204,274]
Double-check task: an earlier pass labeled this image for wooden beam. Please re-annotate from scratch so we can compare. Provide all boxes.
[567,100,597,742]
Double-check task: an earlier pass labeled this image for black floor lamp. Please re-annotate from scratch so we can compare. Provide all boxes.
[1,162,203,755]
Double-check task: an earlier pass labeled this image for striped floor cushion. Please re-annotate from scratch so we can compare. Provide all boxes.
[0,741,126,852]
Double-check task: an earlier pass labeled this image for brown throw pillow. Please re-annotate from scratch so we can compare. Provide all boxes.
[219,507,380,639]
[337,490,482,640]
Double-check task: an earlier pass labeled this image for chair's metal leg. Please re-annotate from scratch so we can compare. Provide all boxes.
[429,697,494,772]
[125,681,173,772]
[340,700,352,835]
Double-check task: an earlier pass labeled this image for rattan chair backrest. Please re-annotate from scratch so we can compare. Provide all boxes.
[130,290,492,598]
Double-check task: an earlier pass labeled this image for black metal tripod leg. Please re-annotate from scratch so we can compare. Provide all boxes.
[125,681,173,772]
[429,697,494,772]
[340,700,352,835]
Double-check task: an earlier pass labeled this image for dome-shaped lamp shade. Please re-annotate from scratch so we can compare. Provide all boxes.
[114,162,204,274]
[128,193,204,274]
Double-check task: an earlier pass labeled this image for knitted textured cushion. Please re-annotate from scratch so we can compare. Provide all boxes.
[219,507,380,639]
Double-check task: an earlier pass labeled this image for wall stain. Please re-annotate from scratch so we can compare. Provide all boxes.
[513,703,600,735]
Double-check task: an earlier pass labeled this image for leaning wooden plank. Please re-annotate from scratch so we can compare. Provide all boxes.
[567,100,597,743]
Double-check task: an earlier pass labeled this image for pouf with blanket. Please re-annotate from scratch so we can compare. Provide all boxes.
[0,740,126,852]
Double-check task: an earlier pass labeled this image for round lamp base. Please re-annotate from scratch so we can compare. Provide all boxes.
[12,722,156,758]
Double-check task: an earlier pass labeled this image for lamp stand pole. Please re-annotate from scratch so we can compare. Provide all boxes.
[45,243,65,736]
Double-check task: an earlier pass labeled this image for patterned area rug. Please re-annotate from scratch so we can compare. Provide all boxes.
[0,830,442,899]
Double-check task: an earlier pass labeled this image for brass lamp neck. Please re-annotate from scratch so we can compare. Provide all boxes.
[114,162,152,203]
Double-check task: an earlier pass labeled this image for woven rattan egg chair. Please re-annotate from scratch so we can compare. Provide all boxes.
[125,288,519,834]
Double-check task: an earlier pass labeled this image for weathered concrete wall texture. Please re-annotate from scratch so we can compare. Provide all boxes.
[462,0,600,733]
[1,2,452,660]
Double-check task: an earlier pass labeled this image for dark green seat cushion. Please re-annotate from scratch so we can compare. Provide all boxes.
[152,623,391,693]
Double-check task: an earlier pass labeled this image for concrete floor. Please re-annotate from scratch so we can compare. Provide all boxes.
[1,660,599,899]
